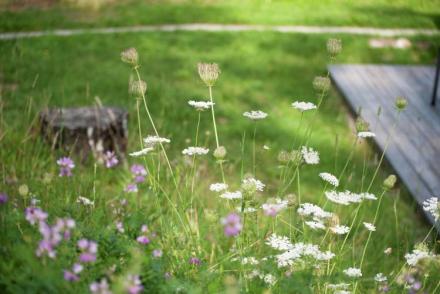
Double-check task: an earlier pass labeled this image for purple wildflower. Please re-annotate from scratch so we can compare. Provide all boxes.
[104,151,119,168]
[130,164,147,183]
[189,257,201,266]
[25,207,48,225]
[64,270,79,282]
[152,249,163,258]
[221,213,242,237]
[57,157,75,177]
[90,278,112,294]
[0,193,8,204]
[77,239,98,263]
[116,221,125,233]
[125,184,138,193]
[136,236,150,245]
[125,274,143,294]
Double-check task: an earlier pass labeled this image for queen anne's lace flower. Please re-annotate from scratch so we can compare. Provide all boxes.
[405,246,437,266]
[182,147,209,156]
[266,234,294,251]
[357,131,376,138]
[242,177,265,192]
[301,146,320,164]
[209,183,228,192]
[423,197,439,221]
[129,147,154,157]
[220,191,242,200]
[375,273,387,283]
[243,110,268,120]
[363,222,376,232]
[305,220,326,230]
[319,172,339,187]
[292,101,317,112]
[343,267,362,278]
[330,225,350,235]
[188,100,214,111]
[325,190,363,205]
[297,203,333,219]
[144,136,170,147]
[77,196,94,206]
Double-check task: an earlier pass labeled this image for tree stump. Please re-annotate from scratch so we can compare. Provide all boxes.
[39,106,128,161]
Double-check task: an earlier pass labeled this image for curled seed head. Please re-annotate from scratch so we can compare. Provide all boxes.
[120,48,139,65]
[129,80,147,97]
[313,76,331,92]
[327,38,342,56]
[198,62,220,87]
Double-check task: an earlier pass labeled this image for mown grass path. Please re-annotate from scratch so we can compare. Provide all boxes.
[0,23,439,40]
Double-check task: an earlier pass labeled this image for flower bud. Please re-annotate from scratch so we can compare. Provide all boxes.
[395,97,407,111]
[313,76,331,92]
[327,38,342,56]
[285,193,297,207]
[213,146,227,160]
[383,174,397,190]
[129,80,147,97]
[198,62,220,87]
[120,48,138,65]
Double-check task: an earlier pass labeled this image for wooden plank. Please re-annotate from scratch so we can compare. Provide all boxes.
[329,64,440,227]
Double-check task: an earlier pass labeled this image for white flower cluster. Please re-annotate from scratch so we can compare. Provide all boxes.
[242,177,265,192]
[301,146,320,165]
[357,131,376,138]
[129,147,154,157]
[243,110,268,120]
[292,101,317,112]
[182,147,209,156]
[423,197,439,221]
[319,172,339,187]
[405,247,437,266]
[305,220,326,230]
[220,190,242,200]
[325,190,377,205]
[209,183,228,192]
[188,100,214,111]
[266,234,335,268]
[330,225,350,235]
[144,135,171,147]
[363,222,376,232]
[374,273,387,283]
[343,267,362,278]
[244,270,276,286]
[236,206,257,213]
[77,196,94,206]
[297,203,333,219]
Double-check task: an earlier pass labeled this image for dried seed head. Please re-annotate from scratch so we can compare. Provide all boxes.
[383,174,397,190]
[198,62,220,87]
[395,96,407,111]
[277,150,290,164]
[213,146,227,159]
[313,76,331,92]
[355,117,370,132]
[285,193,297,207]
[327,38,342,56]
[129,80,147,97]
[121,48,139,65]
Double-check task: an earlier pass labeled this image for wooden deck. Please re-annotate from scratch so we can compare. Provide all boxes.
[329,64,440,226]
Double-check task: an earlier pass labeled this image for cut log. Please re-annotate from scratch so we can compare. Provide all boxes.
[39,106,128,161]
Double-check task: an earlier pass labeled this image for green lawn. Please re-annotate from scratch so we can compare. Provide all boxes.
[0,30,439,293]
[0,0,439,32]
